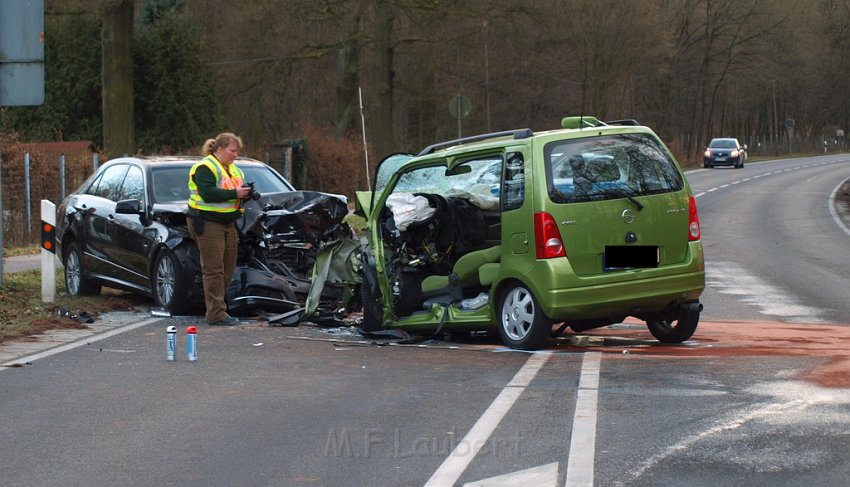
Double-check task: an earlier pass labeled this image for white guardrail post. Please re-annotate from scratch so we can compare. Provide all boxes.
[41,200,56,303]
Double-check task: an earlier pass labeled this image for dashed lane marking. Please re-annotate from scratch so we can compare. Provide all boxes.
[424,352,552,487]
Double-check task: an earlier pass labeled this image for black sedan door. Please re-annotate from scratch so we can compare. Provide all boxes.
[106,164,157,291]
[80,164,130,279]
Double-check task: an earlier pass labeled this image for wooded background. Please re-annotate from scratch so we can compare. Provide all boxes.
[3,0,850,220]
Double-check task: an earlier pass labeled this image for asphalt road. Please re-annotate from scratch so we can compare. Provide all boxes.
[692,154,850,323]
[1,253,48,273]
[1,155,849,486]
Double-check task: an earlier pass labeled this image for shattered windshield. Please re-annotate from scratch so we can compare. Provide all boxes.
[544,133,683,204]
[391,157,501,196]
[374,154,415,194]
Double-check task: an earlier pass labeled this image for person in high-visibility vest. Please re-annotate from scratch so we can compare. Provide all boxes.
[187,132,253,326]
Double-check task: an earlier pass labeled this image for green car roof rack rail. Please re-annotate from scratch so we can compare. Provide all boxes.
[604,119,641,126]
[416,128,534,156]
[561,116,602,129]
[560,116,642,129]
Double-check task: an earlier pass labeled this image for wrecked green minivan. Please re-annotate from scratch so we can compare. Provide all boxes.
[352,117,705,350]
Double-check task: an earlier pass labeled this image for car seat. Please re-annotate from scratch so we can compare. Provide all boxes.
[419,245,501,306]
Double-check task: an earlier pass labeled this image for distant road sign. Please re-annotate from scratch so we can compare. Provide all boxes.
[785,118,795,129]
[449,94,472,119]
[0,0,45,107]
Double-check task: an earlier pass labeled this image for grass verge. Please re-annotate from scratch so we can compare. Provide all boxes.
[0,269,147,345]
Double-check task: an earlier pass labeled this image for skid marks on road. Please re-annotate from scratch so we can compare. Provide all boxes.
[623,379,850,485]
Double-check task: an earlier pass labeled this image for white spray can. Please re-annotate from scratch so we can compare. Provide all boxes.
[166,326,177,361]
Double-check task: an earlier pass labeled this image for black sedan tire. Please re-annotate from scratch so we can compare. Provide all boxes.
[63,241,102,296]
[497,285,551,350]
[152,248,193,315]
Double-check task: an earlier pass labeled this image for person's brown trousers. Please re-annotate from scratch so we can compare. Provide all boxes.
[187,219,239,323]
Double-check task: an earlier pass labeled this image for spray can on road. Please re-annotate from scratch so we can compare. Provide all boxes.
[166,326,177,361]
[187,326,198,361]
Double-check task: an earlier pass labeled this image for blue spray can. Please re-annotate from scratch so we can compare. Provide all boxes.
[166,326,177,361]
[187,326,198,361]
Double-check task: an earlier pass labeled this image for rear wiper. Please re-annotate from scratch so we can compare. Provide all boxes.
[608,189,644,211]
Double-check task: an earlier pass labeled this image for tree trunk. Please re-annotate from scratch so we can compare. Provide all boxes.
[101,0,134,158]
[370,0,395,162]
[335,4,364,138]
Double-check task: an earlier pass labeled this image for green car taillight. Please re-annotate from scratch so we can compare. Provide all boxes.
[534,212,566,259]
[688,195,701,241]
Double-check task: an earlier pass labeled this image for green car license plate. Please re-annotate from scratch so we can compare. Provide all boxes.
[604,245,659,270]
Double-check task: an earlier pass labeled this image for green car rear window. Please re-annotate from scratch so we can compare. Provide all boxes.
[544,133,683,204]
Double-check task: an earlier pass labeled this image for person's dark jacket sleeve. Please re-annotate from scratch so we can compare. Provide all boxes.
[193,165,238,202]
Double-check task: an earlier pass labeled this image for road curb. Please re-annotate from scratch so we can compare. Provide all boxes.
[0,312,161,369]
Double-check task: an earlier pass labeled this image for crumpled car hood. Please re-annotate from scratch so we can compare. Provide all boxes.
[150,190,353,319]
[151,191,348,223]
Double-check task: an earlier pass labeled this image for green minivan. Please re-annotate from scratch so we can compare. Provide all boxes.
[353,116,705,350]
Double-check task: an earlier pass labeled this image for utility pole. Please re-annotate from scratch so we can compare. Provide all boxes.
[772,80,779,156]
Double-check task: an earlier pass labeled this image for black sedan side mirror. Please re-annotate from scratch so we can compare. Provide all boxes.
[116,199,143,215]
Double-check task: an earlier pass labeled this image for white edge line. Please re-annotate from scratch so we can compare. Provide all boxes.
[424,352,552,487]
[1,317,162,369]
[828,178,850,238]
[565,352,601,487]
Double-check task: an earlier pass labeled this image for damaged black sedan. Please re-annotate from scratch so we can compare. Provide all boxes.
[55,156,352,319]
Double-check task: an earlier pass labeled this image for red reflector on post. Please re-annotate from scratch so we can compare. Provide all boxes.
[41,222,56,253]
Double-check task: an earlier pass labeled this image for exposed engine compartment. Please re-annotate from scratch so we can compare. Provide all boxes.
[378,193,495,317]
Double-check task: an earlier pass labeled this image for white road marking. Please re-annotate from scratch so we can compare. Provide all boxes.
[424,352,552,487]
[628,380,849,482]
[628,398,809,483]
[463,462,559,487]
[828,179,850,238]
[706,262,826,322]
[0,318,161,369]
[565,352,602,487]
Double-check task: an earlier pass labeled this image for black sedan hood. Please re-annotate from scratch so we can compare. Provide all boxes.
[240,191,349,230]
[150,191,349,232]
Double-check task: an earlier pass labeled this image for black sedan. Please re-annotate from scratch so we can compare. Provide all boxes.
[704,138,747,168]
[55,156,351,316]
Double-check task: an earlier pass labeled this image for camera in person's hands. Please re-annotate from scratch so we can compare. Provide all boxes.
[242,181,261,201]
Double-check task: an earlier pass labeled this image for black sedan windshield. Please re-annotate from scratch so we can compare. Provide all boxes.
[153,164,294,203]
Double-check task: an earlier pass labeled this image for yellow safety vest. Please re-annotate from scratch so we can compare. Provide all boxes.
[188,155,246,213]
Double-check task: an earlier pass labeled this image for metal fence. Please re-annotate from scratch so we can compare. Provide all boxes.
[2,151,99,248]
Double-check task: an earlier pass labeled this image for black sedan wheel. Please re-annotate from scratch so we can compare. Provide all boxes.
[497,285,551,350]
[153,248,193,315]
[63,241,102,296]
